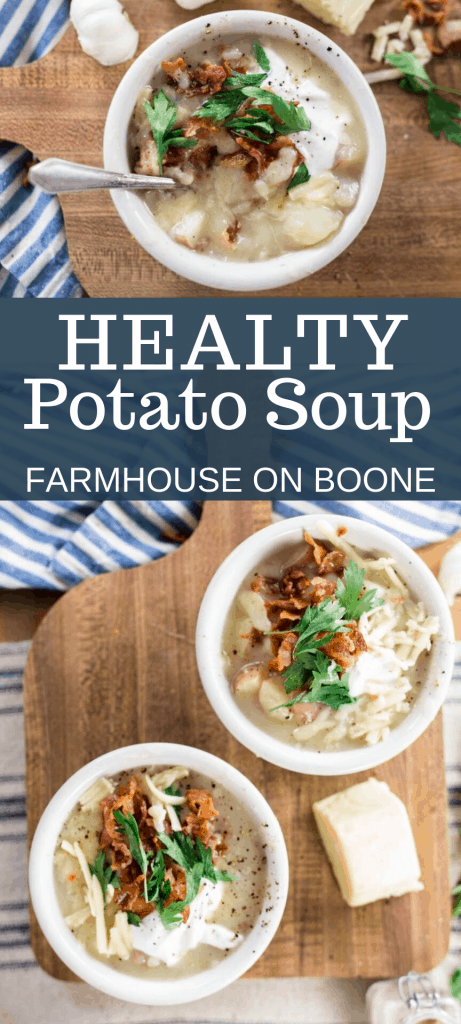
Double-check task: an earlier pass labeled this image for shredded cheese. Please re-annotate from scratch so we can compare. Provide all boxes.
[64,906,91,928]
[79,777,114,810]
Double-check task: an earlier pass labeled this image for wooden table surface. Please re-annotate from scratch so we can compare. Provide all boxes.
[0,0,460,297]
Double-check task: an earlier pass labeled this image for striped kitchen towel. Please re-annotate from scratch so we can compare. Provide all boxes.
[0,500,460,590]
[0,0,82,298]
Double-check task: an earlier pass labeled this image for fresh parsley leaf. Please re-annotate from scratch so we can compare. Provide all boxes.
[385,52,461,147]
[427,91,461,146]
[158,831,197,871]
[451,968,461,1002]
[88,850,121,907]
[157,862,204,931]
[144,90,197,174]
[158,899,187,930]
[282,659,310,694]
[195,838,234,883]
[113,810,151,902]
[453,883,461,917]
[253,41,271,74]
[336,561,383,620]
[288,162,309,191]
[288,163,311,191]
[146,850,166,904]
[226,72,268,89]
[197,88,248,122]
[242,88,311,133]
[385,51,433,90]
[274,651,356,711]
[164,785,182,798]
[296,599,348,642]
[127,911,141,926]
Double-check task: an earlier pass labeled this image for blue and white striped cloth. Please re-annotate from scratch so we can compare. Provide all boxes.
[0,0,83,298]
[0,499,460,591]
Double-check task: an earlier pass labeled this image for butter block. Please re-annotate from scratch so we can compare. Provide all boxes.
[292,0,376,36]
[313,778,424,907]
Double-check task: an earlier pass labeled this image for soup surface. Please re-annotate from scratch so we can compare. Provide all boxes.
[223,521,439,751]
[129,34,367,261]
[55,766,267,979]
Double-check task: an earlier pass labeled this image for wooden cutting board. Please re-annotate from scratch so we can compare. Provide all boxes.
[23,500,452,982]
[0,0,460,298]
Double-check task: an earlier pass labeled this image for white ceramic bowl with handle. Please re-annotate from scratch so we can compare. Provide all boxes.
[28,742,289,1005]
[196,514,455,775]
[103,9,386,292]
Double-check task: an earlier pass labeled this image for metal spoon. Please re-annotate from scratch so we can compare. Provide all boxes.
[28,158,179,194]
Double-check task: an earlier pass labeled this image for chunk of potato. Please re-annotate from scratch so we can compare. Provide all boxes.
[259,678,293,722]
[234,663,267,696]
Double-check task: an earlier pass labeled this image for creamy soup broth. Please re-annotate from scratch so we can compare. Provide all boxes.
[54,767,267,980]
[129,34,367,261]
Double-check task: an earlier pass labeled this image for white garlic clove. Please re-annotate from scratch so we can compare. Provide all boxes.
[70,0,139,67]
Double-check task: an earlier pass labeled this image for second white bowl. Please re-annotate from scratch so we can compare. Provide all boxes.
[29,743,289,1005]
[196,514,455,775]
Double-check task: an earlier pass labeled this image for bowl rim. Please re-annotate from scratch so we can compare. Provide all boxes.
[28,742,289,1005]
[103,9,386,292]
[195,514,455,776]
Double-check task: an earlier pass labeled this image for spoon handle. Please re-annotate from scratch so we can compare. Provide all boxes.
[28,158,178,194]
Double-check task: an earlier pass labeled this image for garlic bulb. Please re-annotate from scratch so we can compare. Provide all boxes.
[70,0,139,66]
[439,541,461,607]
[174,0,216,8]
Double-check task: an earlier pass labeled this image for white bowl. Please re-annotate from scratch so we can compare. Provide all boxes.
[196,515,455,775]
[103,10,386,292]
[29,742,289,1005]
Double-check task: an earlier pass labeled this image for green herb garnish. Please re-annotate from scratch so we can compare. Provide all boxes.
[273,652,356,711]
[127,911,141,926]
[288,163,311,191]
[253,40,271,74]
[453,882,461,917]
[270,560,383,711]
[196,45,310,141]
[88,850,121,907]
[336,561,384,620]
[451,968,461,1001]
[143,90,197,174]
[385,53,461,147]
[113,809,151,902]
[113,809,234,932]
[164,785,182,798]
[155,831,234,930]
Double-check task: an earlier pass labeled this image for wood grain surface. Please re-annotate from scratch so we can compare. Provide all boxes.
[23,500,451,982]
[0,0,460,298]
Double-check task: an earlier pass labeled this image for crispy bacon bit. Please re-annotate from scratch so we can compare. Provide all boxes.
[319,625,367,670]
[190,62,227,94]
[183,116,221,139]
[309,577,337,605]
[183,788,218,847]
[279,567,310,598]
[162,57,190,90]
[100,776,153,871]
[317,550,345,576]
[220,151,252,169]
[190,144,218,171]
[303,531,328,568]
[402,0,426,21]
[268,632,298,672]
[337,526,347,537]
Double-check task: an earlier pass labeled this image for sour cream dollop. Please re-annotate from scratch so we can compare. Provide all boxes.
[130,880,243,966]
[261,43,350,178]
